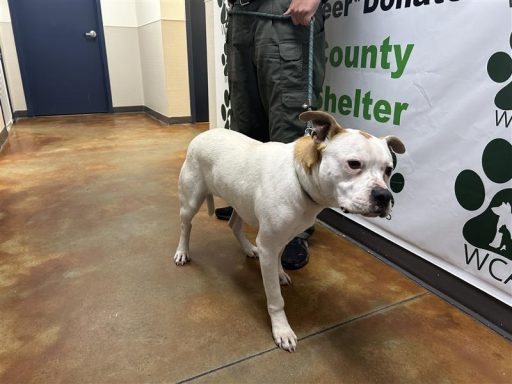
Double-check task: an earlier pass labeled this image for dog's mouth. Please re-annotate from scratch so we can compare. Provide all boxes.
[340,206,389,218]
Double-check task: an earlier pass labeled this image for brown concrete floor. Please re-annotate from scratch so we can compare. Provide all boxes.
[0,113,510,384]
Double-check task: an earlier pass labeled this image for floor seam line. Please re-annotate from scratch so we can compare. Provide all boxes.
[176,292,429,383]
[298,292,429,343]
[175,346,278,384]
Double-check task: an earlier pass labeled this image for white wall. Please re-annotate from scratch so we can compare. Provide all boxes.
[138,21,169,116]
[102,26,145,108]
[135,0,161,26]
[101,0,144,108]
[101,0,138,27]
[0,54,12,128]
[161,0,190,118]
[0,0,8,23]
[102,0,173,117]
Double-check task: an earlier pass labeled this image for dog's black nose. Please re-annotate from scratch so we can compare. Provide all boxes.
[371,187,392,208]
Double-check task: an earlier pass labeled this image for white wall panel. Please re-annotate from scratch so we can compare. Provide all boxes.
[103,26,144,107]
[100,0,138,27]
[138,21,169,116]
[136,0,161,26]
[0,21,25,112]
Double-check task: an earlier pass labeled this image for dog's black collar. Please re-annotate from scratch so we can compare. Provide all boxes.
[297,177,320,205]
[302,187,318,205]
[295,166,321,205]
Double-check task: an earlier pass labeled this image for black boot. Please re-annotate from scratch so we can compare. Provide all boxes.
[281,226,314,270]
[215,206,233,221]
[281,237,309,270]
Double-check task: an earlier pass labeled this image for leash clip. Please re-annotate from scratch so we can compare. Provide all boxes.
[303,101,314,136]
[305,120,314,137]
[386,214,392,221]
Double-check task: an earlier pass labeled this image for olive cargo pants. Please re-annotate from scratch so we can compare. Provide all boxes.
[227,0,326,143]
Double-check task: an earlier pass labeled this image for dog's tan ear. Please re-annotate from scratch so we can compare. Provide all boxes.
[299,111,343,142]
[382,135,405,154]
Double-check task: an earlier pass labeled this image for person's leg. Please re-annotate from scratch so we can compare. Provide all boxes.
[215,1,270,221]
[227,1,270,142]
[262,0,326,144]
[254,0,326,269]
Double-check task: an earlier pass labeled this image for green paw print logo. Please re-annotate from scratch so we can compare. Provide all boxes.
[454,139,512,260]
[221,89,232,129]
[218,0,231,128]
[217,0,228,24]
[390,151,405,193]
[487,32,512,110]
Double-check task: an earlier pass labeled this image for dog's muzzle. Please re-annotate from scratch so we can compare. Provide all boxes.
[341,188,394,218]
[371,187,393,217]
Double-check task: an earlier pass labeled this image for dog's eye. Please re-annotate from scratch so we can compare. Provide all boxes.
[348,160,362,170]
[385,166,393,176]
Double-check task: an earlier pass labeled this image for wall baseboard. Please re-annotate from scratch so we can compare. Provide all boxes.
[0,127,8,151]
[114,106,191,125]
[168,116,193,124]
[143,107,191,125]
[13,110,29,119]
[13,107,192,126]
[112,106,145,113]
[1,111,25,152]
[317,208,512,340]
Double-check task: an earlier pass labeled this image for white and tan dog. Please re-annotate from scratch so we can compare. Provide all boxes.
[173,111,405,352]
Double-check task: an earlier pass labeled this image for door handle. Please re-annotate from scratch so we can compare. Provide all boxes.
[84,30,97,39]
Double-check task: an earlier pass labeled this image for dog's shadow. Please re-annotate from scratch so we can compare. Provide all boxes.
[189,225,342,329]
[186,219,269,327]
[186,215,412,374]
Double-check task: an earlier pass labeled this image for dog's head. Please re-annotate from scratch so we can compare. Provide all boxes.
[295,111,405,218]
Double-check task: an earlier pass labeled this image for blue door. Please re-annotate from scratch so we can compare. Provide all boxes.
[9,0,112,116]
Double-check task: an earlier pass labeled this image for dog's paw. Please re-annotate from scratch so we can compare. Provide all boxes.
[174,251,190,266]
[279,270,292,286]
[244,244,259,258]
[272,326,297,352]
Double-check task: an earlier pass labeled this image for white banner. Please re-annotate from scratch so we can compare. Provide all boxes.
[209,0,512,305]
[323,0,512,304]
[211,0,232,130]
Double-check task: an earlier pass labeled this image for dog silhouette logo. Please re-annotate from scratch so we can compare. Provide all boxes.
[489,203,512,252]
[454,139,512,260]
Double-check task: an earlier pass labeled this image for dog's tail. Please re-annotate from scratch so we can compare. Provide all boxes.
[206,194,215,216]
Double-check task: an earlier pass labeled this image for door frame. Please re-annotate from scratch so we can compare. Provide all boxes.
[8,0,113,116]
[0,47,14,126]
[185,0,209,123]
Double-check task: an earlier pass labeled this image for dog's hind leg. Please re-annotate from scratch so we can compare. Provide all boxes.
[174,161,206,266]
[229,210,258,258]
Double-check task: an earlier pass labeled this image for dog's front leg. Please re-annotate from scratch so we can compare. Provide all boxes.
[257,235,297,352]
[278,249,292,286]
